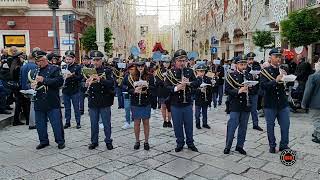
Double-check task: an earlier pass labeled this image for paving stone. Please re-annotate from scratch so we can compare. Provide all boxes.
[193,154,249,174]
[0,166,29,179]
[132,149,163,160]
[17,153,74,172]
[96,161,129,173]
[96,171,129,180]
[184,174,208,180]
[117,155,143,164]
[60,148,101,159]
[222,174,251,180]
[153,153,178,163]
[52,162,86,175]
[22,169,65,180]
[117,164,148,177]
[156,158,202,178]
[238,156,267,168]
[261,162,300,178]
[136,158,164,169]
[193,165,228,179]
[132,170,178,180]
[242,168,281,180]
[74,154,111,168]
[60,168,105,180]
[99,147,133,160]
[293,169,320,180]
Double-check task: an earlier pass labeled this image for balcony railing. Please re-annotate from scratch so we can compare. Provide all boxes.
[76,0,95,17]
[0,0,29,9]
[291,0,320,11]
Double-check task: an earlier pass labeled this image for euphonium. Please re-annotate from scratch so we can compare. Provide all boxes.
[27,68,47,94]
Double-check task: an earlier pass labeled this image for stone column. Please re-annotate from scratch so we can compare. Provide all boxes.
[95,0,106,54]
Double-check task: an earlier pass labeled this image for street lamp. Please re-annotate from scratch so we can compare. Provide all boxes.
[185,29,197,51]
[48,0,61,54]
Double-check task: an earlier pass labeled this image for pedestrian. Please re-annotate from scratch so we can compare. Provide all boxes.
[121,62,135,129]
[127,59,155,150]
[260,48,290,153]
[224,55,250,155]
[62,51,82,129]
[164,49,200,152]
[302,59,320,143]
[86,50,114,150]
[31,50,65,150]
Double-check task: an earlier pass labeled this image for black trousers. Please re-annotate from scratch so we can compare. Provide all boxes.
[13,91,30,123]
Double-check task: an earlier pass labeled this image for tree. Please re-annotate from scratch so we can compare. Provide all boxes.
[253,30,274,61]
[81,26,113,54]
[281,9,320,48]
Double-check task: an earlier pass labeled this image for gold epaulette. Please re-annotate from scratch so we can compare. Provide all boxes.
[156,69,164,81]
[166,70,179,86]
[260,68,275,81]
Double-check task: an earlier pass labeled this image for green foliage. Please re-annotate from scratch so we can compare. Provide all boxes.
[253,30,274,49]
[47,0,61,9]
[281,9,320,47]
[81,26,113,54]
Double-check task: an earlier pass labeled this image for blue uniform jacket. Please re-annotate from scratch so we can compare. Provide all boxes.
[62,63,82,95]
[20,61,37,90]
[260,66,288,109]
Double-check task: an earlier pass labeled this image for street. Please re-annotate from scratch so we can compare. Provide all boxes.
[0,98,319,180]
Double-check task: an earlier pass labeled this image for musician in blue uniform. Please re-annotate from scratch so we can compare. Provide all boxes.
[260,48,290,153]
[85,50,114,150]
[245,52,263,131]
[224,55,250,155]
[155,55,172,128]
[31,51,65,150]
[61,51,82,129]
[127,59,155,150]
[165,49,200,152]
[194,64,212,129]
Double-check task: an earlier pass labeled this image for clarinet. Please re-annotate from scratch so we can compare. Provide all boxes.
[243,70,250,107]
[181,66,188,103]
[62,64,69,89]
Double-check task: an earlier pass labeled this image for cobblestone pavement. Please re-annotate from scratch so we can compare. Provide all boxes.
[0,99,320,180]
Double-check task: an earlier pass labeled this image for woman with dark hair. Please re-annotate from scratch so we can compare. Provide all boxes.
[127,60,155,150]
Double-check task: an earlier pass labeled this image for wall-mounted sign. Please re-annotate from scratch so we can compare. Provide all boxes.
[4,35,25,45]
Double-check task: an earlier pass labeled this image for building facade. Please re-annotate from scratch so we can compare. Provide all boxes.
[0,0,95,58]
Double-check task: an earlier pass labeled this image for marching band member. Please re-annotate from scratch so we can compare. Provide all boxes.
[79,55,92,115]
[260,48,290,153]
[62,51,82,129]
[86,50,114,150]
[245,52,263,131]
[127,59,155,150]
[121,62,136,129]
[30,51,65,150]
[155,55,172,128]
[224,55,250,155]
[165,49,200,152]
[113,58,125,109]
[194,64,212,129]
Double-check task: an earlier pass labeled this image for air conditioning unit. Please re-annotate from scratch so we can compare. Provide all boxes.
[7,21,16,28]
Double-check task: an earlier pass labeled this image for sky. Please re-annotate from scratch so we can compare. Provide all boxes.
[134,0,181,27]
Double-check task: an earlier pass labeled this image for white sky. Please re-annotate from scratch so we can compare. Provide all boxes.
[135,0,181,27]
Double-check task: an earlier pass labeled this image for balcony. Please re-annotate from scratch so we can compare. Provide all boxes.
[291,0,320,11]
[75,0,95,18]
[0,0,30,10]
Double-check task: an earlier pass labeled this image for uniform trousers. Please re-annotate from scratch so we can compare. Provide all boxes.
[89,107,112,144]
[217,85,224,104]
[116,87,124,108]
[264,107,290,149]
[79,91,85,112]
[171,105,194,147]
[225,111,250,149]
[35,108,65,145]
[63,92,81,125]
[195,105,208,125]
[249,94,259,127]
[123,94,132,124]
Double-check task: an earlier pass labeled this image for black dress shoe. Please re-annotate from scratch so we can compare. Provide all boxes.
[223,148,230,154]
[64,123,71,129]
[88,143,99,150]
[188,145,199,152]
[312,138,320,144]
[253,126,263,131]
[269,147,276,153]
[0,110,11,114]
[167,121,172,128]
[134,142,140,150]
[106,143,113,150]
[175,146,183,152]
[312,133,316,138]
[13,121,24,126]
[279,147,290,152]
[235,147,247,155]
[36,143,49,150]
[58,143,65,149]
[196,124,202,129]
[144,142,150,150]
[203,124,211,129]
[76,124,81,129]
[80,111,84,115]
[163,121,167,128]
[29,126,36,130]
